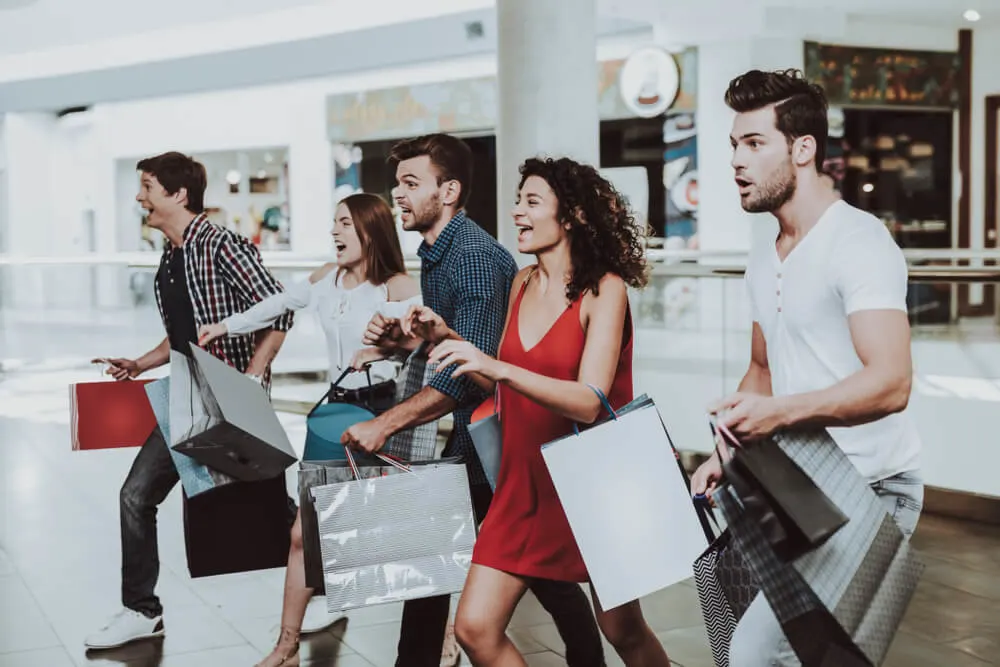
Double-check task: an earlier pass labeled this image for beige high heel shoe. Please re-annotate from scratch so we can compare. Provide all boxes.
[255,626,300,667]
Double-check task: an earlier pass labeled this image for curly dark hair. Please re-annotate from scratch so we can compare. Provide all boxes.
[518,157,648,303]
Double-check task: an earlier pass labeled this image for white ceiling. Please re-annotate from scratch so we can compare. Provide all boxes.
[0,0,988,61]
[0,0,333,56]
[0,0,991,114]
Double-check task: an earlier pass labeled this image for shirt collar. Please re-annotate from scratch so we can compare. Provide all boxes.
[418,211,467,267]
[166,213,208,251]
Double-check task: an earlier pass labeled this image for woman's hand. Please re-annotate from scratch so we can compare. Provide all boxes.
[429,340,502,380]
[197,323,227,347]
[401,305,453,345]
[350,347,386,370]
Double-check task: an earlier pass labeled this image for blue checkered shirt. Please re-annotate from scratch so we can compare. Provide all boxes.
[418,211,517,485]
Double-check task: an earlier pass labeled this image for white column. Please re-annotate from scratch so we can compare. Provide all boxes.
[694,36,804,350]
[697,36,804,259]
[496,0,599,258]
[288,90,334,257]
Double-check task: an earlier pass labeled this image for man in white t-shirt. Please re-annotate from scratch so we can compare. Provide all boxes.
[690,68,923,666]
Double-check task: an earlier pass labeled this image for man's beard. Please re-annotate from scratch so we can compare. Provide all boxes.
[406,192,444,232]
[742,162,797,214]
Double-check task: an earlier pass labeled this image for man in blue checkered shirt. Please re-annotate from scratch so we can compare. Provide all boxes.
[344,134,606,667]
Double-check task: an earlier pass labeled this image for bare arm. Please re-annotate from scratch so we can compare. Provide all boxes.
[138,337,171,373]
[737,322,772,396]
[245,329,287,377]
[374,385,457,435]
[408,267,533,394]
[780,310,911,428]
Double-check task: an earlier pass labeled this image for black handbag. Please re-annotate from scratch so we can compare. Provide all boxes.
[715,423,848,562]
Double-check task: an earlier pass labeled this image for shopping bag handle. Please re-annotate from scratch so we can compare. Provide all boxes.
[570,384,617,436]
[342,445,414,480]
[308,366,375,417]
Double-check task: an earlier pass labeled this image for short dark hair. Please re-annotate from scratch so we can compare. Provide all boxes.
[388,134,473,208]
[725,69,829,170]
[136,151,207,213]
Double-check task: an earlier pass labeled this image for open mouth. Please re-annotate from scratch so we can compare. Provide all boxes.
[334,242,347,254]
[734,176,752,193]
[398,205,412,218]
[515,224,533,241]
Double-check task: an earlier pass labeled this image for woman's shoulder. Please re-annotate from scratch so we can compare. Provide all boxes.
[582,273,627,307]
[385,272,420,301]
[308,263,338,284]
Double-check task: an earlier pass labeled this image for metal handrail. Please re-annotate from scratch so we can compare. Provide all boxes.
[0,250,999,283]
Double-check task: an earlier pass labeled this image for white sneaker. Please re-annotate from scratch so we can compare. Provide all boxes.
[300,597,346,634]
[85,608,165,650]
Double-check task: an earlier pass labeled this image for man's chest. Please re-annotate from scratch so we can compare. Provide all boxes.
[749,262,845,338]
[421,264,460,323]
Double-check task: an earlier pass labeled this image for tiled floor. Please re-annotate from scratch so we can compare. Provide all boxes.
[2,367,999,666]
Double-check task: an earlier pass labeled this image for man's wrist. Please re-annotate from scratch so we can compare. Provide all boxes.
[774,394,802,430]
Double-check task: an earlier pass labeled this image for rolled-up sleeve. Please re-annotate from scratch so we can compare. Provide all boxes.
[428,253,509,405]
[216,236,294,332]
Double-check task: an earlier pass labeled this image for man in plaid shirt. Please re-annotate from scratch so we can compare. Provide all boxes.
[86,152,293,650]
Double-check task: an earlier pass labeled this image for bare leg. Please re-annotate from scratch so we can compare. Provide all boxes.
[454,565,530,667]
[256,510,313,667]
[591,585,670,667]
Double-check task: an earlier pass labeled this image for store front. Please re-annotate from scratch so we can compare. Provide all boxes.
[325,49,699,250]
[806,41,962,323]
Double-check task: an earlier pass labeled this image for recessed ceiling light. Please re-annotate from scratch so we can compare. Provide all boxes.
[964,9,981,22]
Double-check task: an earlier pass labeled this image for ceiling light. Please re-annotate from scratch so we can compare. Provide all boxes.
[862,183,875,193]
[225,170,241,185]
[964,9,981,22]
[257,170,268,179]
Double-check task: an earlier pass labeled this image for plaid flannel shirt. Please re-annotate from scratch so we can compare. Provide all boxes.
[418,211,518,485]
[153,214,293,387]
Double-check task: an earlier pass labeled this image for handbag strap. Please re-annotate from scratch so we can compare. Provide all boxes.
[343,445,413,480]
[307,366,375,417]
[570,384,617,436]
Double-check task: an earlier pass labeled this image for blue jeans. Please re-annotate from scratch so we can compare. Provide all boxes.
[728,470,924,667]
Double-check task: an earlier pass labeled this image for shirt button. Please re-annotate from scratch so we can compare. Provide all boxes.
[776,289,781,296]
[777,307,782,313]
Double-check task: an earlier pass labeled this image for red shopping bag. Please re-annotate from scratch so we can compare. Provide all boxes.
[69,380,157,451]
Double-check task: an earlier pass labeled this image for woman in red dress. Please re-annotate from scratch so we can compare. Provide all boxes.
[403,157,670,667]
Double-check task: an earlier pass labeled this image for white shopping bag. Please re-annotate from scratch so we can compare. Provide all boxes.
[541,393,707,610]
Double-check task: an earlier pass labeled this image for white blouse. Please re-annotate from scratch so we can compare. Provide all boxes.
[224,271,421,389]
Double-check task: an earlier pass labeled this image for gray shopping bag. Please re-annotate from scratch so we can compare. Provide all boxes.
[169,346,296,481]
[309,451,476,612]
[716,429,924,666]
[297,455,464,592]
[145,376,238,497]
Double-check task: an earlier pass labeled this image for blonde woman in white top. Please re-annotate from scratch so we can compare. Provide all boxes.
[199,193,419,667]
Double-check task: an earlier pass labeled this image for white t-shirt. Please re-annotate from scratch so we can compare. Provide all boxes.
[224,272,421,389]
[745,200,921,482]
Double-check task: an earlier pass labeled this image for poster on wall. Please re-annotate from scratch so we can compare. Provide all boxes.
[804,42,960,108]
[663,112,698,246]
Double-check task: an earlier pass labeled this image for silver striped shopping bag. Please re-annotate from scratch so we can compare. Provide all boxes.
[716,429,924,666]
[310,450,476,612]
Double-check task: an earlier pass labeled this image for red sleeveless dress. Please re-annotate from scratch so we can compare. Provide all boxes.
[472,278,634,582]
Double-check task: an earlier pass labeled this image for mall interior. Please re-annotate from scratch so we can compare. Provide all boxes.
[0,0,999,665]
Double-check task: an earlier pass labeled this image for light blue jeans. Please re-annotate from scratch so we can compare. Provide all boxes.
[728,470,924,667]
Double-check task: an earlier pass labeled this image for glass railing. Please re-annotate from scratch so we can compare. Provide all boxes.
[1,252,998,503]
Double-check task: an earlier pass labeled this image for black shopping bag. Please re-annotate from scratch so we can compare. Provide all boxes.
[182,474,295,578]
[171,345,297,482]
[717,423,848,562]
[715,429,924,667]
